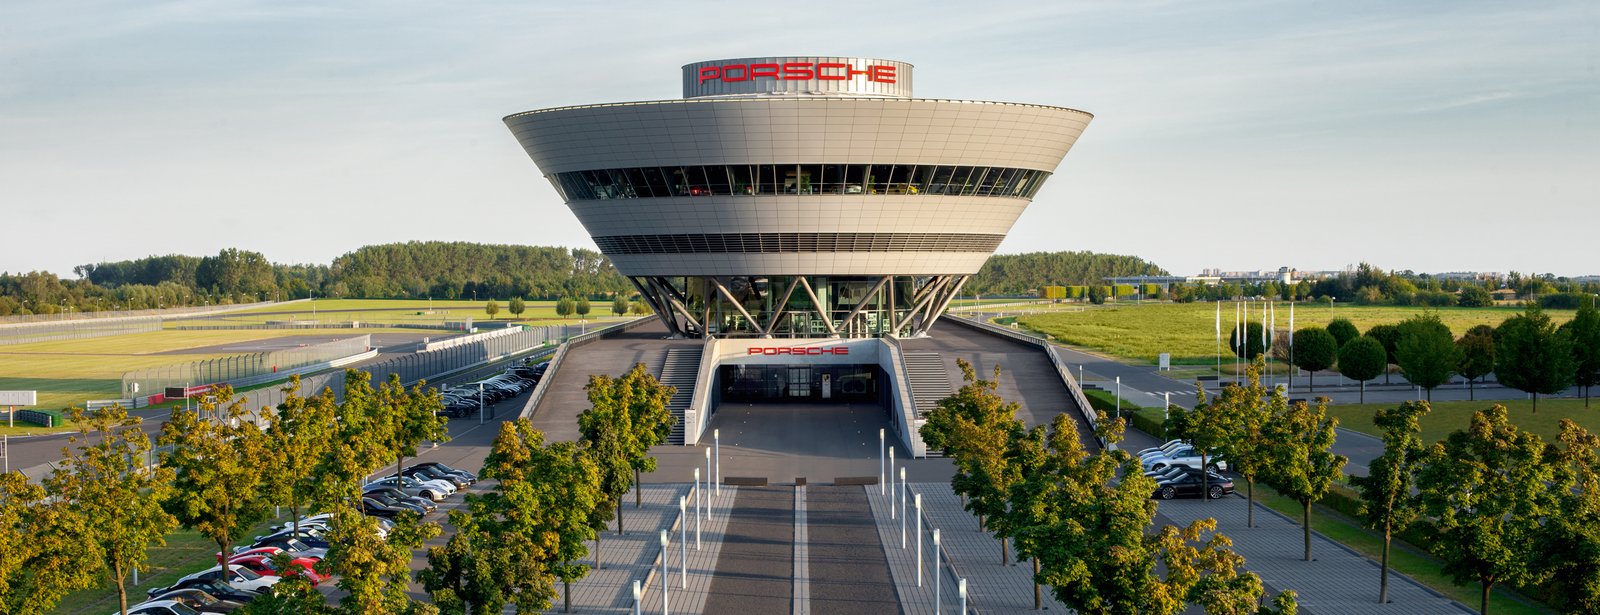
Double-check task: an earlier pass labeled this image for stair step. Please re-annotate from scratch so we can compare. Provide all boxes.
[657,346,704,445]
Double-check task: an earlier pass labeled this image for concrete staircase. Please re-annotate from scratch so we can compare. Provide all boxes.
[659,347,703,445]
[901,351,952,456]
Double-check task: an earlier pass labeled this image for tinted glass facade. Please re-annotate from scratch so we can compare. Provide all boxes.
[549,164,1050,201]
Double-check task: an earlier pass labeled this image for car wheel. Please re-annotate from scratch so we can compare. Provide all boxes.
[1208,486,1224,500]
[1206,464,1219,473]
[423,491,440,501]
[1151,463,1167,472]
[1160,486,1175,500]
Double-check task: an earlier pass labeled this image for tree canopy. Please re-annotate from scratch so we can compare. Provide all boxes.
[1495,304,1577,412]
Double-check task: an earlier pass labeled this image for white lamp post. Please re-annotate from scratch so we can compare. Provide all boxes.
[889,447,897,518]
[659,530,670,615]
[900,467,907,549]
[633,580,641,615]
[704,448,712,518]
[915,493,923,586]
[879,428,886,494]
[960,578,968,615]
[713,428,721,494]
[679,496,687,588]
[934,529,942,614]
[693,468,702,550]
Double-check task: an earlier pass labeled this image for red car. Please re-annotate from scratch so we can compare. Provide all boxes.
[214,549,327,586]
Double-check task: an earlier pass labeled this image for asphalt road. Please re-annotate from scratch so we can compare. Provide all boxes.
[702,486,794,614]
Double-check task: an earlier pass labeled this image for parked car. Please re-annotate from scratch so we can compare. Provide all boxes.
[404,465,470,489]
[1137,439,1185,458]
[1141,444,1228,473]
[145,578,260,604]
[365,475,452,501]
[245,536,328,560]
[112,600,205,615]
[147,588,244,613]
[252,527,331,550]
[170,565,279,595]
[1151,470,1234,500]
[364,486,437,513]
[409,461,478,483]
[228,554,329,585]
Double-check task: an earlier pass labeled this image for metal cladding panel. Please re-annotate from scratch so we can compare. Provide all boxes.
[606,252,992,277]
[682,57,913,99]
[504,98,1091,173]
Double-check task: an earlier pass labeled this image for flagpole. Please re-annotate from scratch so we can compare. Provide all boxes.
[1289,301,1296,393]
[1261,300,1269,389]
[1215,300,1222,385]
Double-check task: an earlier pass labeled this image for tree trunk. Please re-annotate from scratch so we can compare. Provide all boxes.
[1481,579,1492,615]
[1379,522,1391,604]
[1033,557,1042,610]
[595,535,602,570]
[1533,393,1539,414]
[1309,370,1315,392]
[113,559,127,615]
[617,498,625,535]
[1201,452,1210,505]
[564,579,572,612]
[1425,387,1431,404]
[397,453,404,480]
[291,497,301,536]
[635,468,643,508]
[1302,500,1313,561]
[1360,380,1365,404]
[1469,378,1475,401]
[1247,479,1255,528]
[1001,535,1009,565]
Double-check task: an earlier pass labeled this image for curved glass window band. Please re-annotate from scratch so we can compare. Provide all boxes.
[548,164,1050,201]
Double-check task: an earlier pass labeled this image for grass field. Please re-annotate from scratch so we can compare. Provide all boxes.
[1325,397,1595,446]
[211,298,628,327]
[1017,303,1576,365]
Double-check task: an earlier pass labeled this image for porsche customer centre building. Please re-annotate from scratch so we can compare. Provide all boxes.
[505,57,1091,447]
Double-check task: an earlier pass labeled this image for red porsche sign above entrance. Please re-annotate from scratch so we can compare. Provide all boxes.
[747,346,851,356]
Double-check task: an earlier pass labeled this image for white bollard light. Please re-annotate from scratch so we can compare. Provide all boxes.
[714,428,721,495]
[705,447,713,517]
[660,530,670,615]
[900,468,907,549]
[915,493,923,586]
[960,578,968,615]
[633,579,642,615]
[694,469,702,550]
[679,496,688,588]
[879,428,886,495]
[889,447,897,518]
[934,529,942,614]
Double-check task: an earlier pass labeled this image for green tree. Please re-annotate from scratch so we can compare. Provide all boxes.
[509,297,526,319]
[616,364,675,509]
[575,297,591,318]
[1290,327,1337,392]
[1536,419,1600,614]
[45,405,177,615]
[1458,285,1493,307]
[1395,313,1459,403]
[1495,304,1577,413]
[262,377,336,536]
[1020,413,1296,614]
[556,297,576,319]
[1178,376,1240,510]
[0,472,96,613]
[1456,326,1496,401]
[1337,336,1387,403]
[323,508,441,615]
[1364,323,1401,384]
[375,375,450,480]
[1087,285,1108,304]
[1229,322,1266,360]
[1559,302,1600,407]
[1209,359,1277,528]
[159,386,273,588]
[921,359,1025,563]
[1348,401,1429,605]
[578,372,640,542]
[314,371,396,511]
[485,300,500,320]
[1326,318,1359,347]
[1262,397,1347,561]
[612,295,628,316]
[630,300,650,315]
[1417,405,1562,614]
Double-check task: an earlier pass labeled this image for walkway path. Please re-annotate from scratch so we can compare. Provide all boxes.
[567,482,738,614]
[806,484,898,614]
[703,485,793,614]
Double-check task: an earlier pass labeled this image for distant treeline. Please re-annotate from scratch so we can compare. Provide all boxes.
[0,242,630,316]
[966,251,1168,295]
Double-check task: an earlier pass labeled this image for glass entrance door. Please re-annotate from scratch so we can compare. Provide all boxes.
[787,367,812,398]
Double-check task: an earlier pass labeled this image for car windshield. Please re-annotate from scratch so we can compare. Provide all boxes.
[170,604,203,615]
[188,590,218,605]
[286,538,311,551]
[232,566,262,581]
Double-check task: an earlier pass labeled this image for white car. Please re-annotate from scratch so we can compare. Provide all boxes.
[112,600,203,615]
[1136,439,1185,458]
[1141,445,1228,473]
[365,475,454,501]
[175,564,279,594]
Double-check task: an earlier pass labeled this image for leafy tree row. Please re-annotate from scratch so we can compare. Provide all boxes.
[964,251,1168,295]
[923,360,1299,614]
[1288,303,1600,410]
[1353,400,1600,614]
[0,370,452,615]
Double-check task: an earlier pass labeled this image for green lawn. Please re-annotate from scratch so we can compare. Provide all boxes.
[1017,303,1574,365]
[211,298,628,327]
[1326,397,1596,446]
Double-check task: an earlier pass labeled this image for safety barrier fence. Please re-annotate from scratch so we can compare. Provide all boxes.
[0,316,163,346]
[0,298,296,325]
[121,335,372,403]
[945,315,1103,449]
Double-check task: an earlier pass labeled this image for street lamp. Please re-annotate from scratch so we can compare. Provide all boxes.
[1329,295,1335,321]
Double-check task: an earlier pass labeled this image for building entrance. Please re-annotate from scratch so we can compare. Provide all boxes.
[718,364,881,403]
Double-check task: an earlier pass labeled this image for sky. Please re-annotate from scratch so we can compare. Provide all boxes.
[1,0,1596,278]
